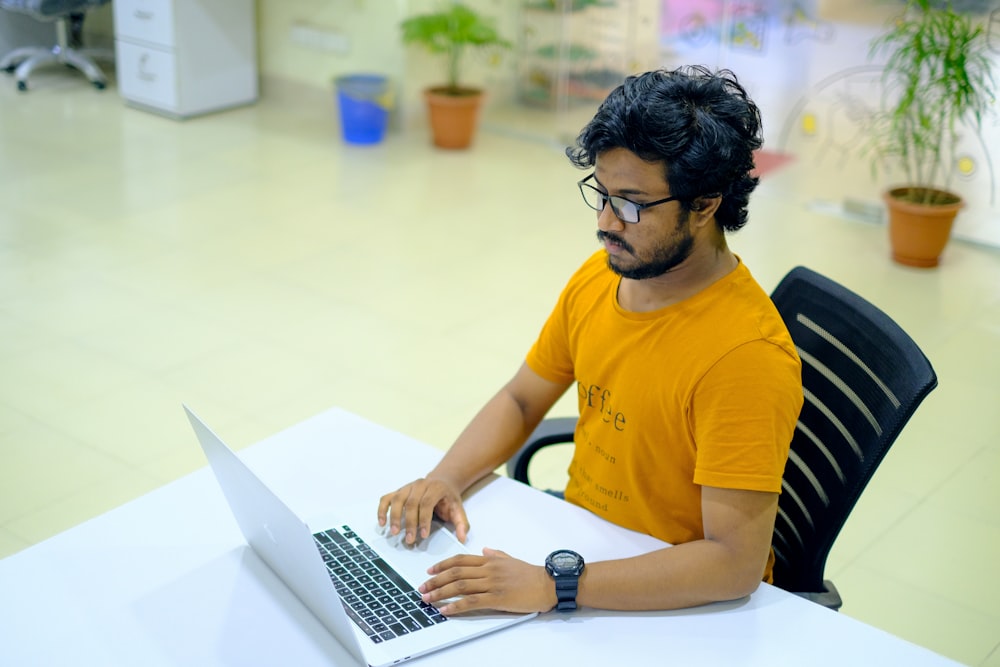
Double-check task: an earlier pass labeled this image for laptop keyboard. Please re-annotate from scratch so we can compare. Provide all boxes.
[314,525,448,644]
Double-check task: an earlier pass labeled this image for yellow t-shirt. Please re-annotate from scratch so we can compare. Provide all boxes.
[526,251,802,577]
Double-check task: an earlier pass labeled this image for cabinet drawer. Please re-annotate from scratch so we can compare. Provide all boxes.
[115,41,178,111]
[113,0,175,47]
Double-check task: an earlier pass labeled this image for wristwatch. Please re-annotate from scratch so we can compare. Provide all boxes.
[545,549,585,611]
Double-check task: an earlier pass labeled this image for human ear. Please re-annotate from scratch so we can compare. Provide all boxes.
[691,195,722,224]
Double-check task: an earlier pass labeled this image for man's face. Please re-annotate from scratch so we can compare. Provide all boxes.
[592,148,693,280]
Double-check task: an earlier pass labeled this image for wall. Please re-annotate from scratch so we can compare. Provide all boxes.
[256,0,405,90]
[254,0,514,127]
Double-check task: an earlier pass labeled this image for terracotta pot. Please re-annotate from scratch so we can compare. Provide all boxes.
[883,187,963,268]
[424,87,483,149]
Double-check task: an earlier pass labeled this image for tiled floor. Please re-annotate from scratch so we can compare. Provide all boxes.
[1,67,999,666]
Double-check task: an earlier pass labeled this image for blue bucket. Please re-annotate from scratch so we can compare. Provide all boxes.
[334,74,392,145]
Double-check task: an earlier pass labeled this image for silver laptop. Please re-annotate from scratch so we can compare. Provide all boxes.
[184,405,536,667]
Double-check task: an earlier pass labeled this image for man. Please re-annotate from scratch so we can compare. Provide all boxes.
[377,66,803,615]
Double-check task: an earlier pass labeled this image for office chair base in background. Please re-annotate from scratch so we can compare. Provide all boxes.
[0,15,112,91]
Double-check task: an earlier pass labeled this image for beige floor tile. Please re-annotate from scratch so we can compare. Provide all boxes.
[0,420,134,523]
[836,565,997,666]
[981,645,1000,667]
[824,482,924,575]
[0,339,148,422]
[3,466,163,550]
[852,501,1000,620]
[925,447,1000,530]
[0,528,30,558]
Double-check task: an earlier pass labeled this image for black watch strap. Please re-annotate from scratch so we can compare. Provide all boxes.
[554,576,580,611]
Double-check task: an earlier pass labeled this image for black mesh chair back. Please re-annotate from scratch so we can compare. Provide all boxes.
[769,267,937,607]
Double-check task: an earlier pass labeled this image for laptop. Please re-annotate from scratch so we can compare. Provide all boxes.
[184,405,537,667]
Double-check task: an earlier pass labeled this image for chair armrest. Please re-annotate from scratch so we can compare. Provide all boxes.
[506,417,577,485]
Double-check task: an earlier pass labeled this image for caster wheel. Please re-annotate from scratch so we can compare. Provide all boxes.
[3,65,15,74]
[93,80,106,90]
[17,80,27,92]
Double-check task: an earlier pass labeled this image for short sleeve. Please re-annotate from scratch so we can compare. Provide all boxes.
[690,339,803,493]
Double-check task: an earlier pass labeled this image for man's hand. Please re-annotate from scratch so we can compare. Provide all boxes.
[419,548,556,616]
[377,477,470,545]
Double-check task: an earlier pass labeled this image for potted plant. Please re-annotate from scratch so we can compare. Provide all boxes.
[400,2,512,149]
[864,0,995,267]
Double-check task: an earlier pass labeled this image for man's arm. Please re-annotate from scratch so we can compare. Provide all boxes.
[419,485,778,614]
[378,362,570,544]
[576,486,777,609]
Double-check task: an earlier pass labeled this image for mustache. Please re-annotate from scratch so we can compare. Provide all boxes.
[597,230,633,254]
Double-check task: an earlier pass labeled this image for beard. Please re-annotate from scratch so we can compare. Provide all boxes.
[597,212,695,280]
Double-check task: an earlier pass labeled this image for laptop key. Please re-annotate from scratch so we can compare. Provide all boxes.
[371,558,412,592]
[399,616,422,633]
[409,611,434,628]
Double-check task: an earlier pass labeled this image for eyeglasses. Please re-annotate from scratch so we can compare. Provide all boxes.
[577,173,682,224]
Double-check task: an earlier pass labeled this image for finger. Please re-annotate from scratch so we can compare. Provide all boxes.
[402,483,427,544]
[376,492,392,527]
[425,553,484,576]
[436,592,489,616]
[435,497,470,543]
[448,500,471,544]
[387,488,410,536]
[416,492,442,540]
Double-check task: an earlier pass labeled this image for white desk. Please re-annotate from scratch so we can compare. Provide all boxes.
[0,408,960,666]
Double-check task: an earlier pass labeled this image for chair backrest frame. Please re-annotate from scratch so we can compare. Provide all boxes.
[769,267,937,594]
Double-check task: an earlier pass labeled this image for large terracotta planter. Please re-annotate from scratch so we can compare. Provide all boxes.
[424,87,483,149]
[883,187,963,268]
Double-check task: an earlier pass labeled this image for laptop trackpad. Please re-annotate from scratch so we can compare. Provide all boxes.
[359,519,467,584]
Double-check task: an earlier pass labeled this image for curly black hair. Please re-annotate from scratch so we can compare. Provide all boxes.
[566,66,763,232]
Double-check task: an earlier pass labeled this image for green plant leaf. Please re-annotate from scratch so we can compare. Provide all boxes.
[400,3,512,92]
[864,0,996,198]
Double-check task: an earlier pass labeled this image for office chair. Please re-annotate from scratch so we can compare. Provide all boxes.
[0,0,112,91]
[506,266,938,611]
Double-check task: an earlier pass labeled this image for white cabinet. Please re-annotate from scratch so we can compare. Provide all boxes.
[113,0,257,118]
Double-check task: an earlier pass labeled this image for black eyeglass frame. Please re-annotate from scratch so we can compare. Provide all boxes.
[577,173,684,224]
